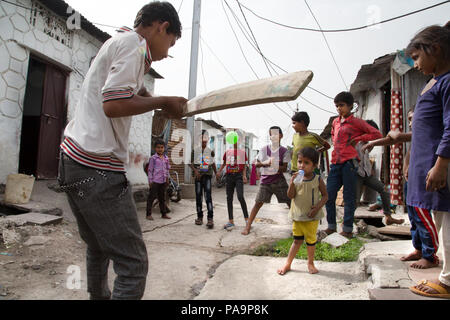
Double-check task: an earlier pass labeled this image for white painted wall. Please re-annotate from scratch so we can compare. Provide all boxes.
[0,0,155,185]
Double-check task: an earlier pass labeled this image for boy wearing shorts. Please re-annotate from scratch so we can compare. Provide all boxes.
[242,126,291,235]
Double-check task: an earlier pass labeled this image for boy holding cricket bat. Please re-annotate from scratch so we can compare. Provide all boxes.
[58,2,186,300]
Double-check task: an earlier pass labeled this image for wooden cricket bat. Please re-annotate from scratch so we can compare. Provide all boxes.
[182,70,313,117]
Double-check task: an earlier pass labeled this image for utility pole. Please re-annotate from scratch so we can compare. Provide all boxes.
[185,0,201,184]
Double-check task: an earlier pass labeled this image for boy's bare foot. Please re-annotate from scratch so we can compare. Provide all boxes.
[241,228,250,235]
[410,258,439,269]
[308,263,319,274]
[146,215,154,220]
[277,265,291,276]
[385,215,405,225]
[400,250,422,261]
[162,214,171,219]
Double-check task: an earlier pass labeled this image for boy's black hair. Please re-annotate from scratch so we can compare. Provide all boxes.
[291,112,310,127]
[269,126,283,135]
[365,119,379,131]
[153,138,165,148]
[334,91,354,106]
[134,1,182,39]
[406,22,450,61]
[298,147,319,165]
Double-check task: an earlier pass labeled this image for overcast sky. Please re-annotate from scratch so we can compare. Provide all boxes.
[64,0,449,148]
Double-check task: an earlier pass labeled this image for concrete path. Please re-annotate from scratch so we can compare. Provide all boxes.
[7,180,445,300]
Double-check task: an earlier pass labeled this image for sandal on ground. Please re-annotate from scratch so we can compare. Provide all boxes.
[339,231,354,239]
[146,215,154,220]
[324,228,336,235]
[206,219,214,229]
[223,222,235,230]
[195,218,203,225]
[161,214,171,219]
[410,280,450,299]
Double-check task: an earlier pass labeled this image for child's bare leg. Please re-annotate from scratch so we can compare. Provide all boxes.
[242,202,264,235]
[307,244,318,274]
[277,239,303,275]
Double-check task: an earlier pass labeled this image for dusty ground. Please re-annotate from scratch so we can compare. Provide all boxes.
[0,179,411,300]
[0,219,87,299]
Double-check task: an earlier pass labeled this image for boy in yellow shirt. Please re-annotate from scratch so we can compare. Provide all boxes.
[291,112,330,174]
[277,147,328,275]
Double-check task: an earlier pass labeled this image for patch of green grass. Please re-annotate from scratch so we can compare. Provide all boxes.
[252,237,365,262]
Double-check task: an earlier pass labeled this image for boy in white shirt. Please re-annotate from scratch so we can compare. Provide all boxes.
[58,2,186,300]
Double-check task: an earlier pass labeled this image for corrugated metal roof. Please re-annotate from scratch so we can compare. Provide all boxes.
[349,53,396,95]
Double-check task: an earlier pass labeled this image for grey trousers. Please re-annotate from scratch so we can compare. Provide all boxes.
[58,154,148,300]
[356,174,391,216]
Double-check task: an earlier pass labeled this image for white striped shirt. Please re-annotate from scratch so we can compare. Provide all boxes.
[62,31,152,171]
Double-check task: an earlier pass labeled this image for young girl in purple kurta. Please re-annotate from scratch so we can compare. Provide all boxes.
[406,22,450,299]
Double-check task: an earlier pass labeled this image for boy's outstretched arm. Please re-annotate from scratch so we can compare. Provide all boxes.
[103,95,187,118]
[362,131,412,153]
[351,119,383,145]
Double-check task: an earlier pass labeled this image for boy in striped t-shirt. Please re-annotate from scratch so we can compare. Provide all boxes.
[58,2,186,300]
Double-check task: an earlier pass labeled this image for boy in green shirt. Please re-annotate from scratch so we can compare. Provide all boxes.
[291,112,330,173]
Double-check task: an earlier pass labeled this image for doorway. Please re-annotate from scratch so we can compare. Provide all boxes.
[18,56,68,179]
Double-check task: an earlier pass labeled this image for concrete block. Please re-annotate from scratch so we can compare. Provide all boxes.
[3,70,24,90]
[322,232,349,248]
[365,256,414,289]
[2,229,21,246]
[24,235,52,247]
[7,200,63,216]
[0,16,13,41]
[7,212,62,226]
[377,225,411,236]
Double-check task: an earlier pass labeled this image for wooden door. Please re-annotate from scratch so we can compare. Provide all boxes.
[36,65,67,179]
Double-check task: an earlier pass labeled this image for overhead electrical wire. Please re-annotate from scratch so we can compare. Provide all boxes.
[221,0,292,119]
[236,0,450,33]
[304,0,348,90]
[227,0,336,115]
[233,0,297,113]
[200,36,277,123]
[177,0,184,13]
[224,0,295,114]
[225,0,336,110]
